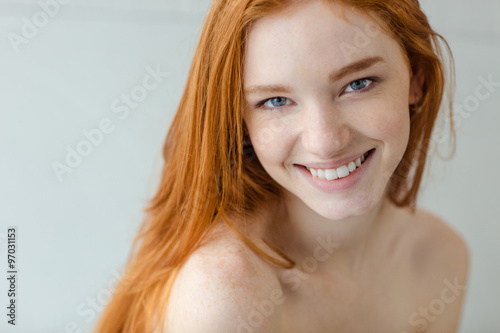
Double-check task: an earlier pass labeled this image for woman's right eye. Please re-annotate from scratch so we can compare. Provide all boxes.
[261,97,291,109]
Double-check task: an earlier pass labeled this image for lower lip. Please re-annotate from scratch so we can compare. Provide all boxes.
[295,150,374,193]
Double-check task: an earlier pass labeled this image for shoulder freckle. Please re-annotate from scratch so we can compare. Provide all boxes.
[165,236,283,332]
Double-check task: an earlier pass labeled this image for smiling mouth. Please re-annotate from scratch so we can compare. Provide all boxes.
[303,149,374,180]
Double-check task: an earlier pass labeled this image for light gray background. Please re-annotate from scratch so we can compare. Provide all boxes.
[0,0,498,332]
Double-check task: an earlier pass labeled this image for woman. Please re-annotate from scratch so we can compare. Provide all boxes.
[95,0,469,332]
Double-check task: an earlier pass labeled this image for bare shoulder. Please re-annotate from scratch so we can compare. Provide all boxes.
[405,207,470,333]
[163,223,284,333]
[408,207,469,277]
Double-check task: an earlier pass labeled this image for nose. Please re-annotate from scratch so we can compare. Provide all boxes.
[301,102,351,158]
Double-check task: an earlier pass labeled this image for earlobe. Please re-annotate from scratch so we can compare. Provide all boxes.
[409,67,425,105]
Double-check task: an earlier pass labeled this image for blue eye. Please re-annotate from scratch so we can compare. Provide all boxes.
[263,97,290,108]
[344,78,374,93]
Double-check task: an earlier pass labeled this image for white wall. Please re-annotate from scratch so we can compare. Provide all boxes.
[417,1,500,332]
[0,0,498,332]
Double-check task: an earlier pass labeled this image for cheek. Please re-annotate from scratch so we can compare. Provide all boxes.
[245,113,293,168]
[355,97,410,150]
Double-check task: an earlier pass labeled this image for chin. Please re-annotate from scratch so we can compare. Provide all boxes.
[305,190,383,221]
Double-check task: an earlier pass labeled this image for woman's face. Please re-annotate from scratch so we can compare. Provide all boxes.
[242,0,420,220]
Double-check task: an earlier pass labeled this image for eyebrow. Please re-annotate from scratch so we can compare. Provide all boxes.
[329,56,385,83]
[244,56,385,96]
[244,84,293,96]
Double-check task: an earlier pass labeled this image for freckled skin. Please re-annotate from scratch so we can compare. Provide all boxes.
[165,203,468,332]
[243,1,412,221]
[164,1,469,332]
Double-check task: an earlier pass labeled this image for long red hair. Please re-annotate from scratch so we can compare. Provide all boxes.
[94,0,454,331]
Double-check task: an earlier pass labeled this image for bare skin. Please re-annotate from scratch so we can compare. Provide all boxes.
[165,199,468,333]
[267,198,469,333]
[163,1,469,332]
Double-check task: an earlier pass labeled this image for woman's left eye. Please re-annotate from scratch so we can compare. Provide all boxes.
[344,78,374,93]
[262,96,292,109]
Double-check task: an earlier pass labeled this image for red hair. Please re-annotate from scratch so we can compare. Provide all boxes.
[94,0,454,331]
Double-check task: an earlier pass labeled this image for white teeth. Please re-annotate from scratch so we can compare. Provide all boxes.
[337,165,349,178]
[325,168,338,180]
[310,168,318,178]
[307,151,370,180]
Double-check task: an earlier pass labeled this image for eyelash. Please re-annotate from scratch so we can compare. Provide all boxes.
[254,76,380,111]
[342,77,378,94]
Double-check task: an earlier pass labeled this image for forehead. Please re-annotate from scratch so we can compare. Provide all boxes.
[243,0,406,85]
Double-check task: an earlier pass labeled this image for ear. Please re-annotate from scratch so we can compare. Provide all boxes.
[409,67,425,105]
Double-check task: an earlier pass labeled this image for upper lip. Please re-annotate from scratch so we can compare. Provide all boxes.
[297,149,372,170]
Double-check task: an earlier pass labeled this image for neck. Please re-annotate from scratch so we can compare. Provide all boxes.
[266,191,390,280]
